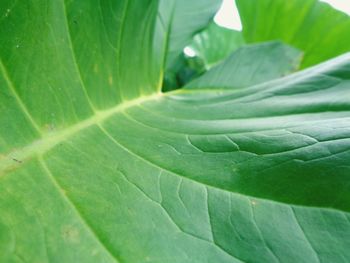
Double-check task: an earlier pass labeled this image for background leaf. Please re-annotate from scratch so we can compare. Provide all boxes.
[185,41,302,90]
[236,0,350,68]
[188,22,245,71]
[158,0,222,90]
[164,22,245,90]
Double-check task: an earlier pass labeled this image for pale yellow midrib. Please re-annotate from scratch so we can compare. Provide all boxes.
[0,92,162,177]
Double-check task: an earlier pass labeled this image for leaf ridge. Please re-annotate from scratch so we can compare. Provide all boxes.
[0,93,161,177]
[290,207,321,263]
[250,203,280,262]
[39,157,121,263]
[0,59,42,135]
[61,0,97,112]
[115,0,130,101]
[96,123,350,215]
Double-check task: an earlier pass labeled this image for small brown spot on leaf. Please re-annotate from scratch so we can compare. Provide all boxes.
[62,225,80,243]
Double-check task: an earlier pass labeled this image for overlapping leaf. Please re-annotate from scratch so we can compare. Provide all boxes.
[236,0,350,68]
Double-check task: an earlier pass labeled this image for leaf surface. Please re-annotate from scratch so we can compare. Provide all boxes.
[158,0,222,78]
[236,0,350,68]
[1,1,350,263]
[185,41,302,90]
[187,22,245,70]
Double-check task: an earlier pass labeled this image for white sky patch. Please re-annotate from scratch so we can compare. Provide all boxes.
[214,0,242,31]
[214,0,350,31]
[321,0,350,14]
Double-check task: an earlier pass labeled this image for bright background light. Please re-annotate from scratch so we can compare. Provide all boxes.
[214,0,242,30]
[214,0,350,31]
[320,0,350,14]
[184,47,196,57]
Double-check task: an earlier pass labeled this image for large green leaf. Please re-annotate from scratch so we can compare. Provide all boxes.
[1,1,350,263]
[236,0,350,68]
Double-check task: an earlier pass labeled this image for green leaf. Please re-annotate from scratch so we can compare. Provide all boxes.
[236,0,350,68]
[187,22,245,71]
[169,22,245,89]
[0,0,161,135]
[163,22,245,91]
[1,1,350,263]
[158,0,222,76]
[185,41,302,90]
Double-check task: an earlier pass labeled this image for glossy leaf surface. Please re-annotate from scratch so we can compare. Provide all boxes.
[1,1,350,262]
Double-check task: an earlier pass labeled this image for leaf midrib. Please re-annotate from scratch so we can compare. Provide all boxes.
[2,88,349,215]
[0,92,162,177]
